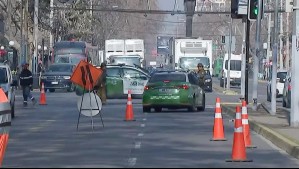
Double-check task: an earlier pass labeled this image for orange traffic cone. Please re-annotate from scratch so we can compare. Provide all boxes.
[39,83,47,105]
[0,88,11,166]
[210,97,226,141]
[124,90,135,121]
[226,106,252,162]
[241,101,257,148]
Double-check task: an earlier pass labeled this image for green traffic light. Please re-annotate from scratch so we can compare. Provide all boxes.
[254,8,258,15]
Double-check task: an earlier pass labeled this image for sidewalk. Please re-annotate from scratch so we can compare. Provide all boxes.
[221,103,299,160]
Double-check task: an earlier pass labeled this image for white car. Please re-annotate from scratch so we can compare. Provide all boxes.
[267,70,288,102]
[0,63,18,118]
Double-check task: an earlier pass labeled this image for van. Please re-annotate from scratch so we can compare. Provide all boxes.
[0,63,18,118]
[220,54,242,87]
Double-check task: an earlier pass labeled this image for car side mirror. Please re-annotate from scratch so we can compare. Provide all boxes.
[11,80,18,86]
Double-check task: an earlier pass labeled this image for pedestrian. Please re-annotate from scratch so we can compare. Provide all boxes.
[197,63,206,89]
[19,62,36,107]
[94,62,107,105]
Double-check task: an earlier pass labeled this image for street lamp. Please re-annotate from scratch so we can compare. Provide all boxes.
[9,41,14,47]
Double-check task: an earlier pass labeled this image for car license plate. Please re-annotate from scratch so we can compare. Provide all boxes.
[159,88,174,93]
[51,82,58,85]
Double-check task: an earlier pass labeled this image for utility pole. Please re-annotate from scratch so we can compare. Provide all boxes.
[184,0,196,37]
[279,0,283,70]
[266,12,272,79]
[271,0,279,115]
[226,17,233,90]
[291,0,299,127]
[241,17,246,99]
[33,0,39,74]
[24,0,29,64]
[20,0,24,66]
[245,18,250,104]
[49,0,54,65]
[252,0,263,111]
[286,12,290,70]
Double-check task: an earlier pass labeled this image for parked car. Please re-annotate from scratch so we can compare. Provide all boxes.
[142,70,205,113]
[283,70,291,108]
[267,70,288,101]
[0,63,18,118]
[75,64,151,99]
[40,63,76,92]
[203,70,212,92]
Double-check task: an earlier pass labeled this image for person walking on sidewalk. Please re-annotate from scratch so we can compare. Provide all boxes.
[19,62,36,107]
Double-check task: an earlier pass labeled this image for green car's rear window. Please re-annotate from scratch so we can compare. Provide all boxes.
[149,74,186,83]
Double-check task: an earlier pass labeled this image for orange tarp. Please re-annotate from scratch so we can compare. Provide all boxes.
[70,60,103,90]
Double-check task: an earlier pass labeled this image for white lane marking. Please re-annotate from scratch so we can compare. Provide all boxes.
[141,124,145,128]
[128,158,137,167]
[142,118,147,121]
[138,133,144,137]
[135,142,141,149]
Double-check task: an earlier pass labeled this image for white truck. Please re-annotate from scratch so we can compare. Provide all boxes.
[169,37,213,74]
[105,39,145,67]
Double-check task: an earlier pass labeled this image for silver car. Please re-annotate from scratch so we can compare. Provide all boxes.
[0,63,18,118]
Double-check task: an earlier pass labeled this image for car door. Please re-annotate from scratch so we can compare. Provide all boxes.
[122,68,150,95]
[188,73,202,106]
[106,67,124,99]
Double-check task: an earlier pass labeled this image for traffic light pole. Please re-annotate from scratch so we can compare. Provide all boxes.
[270,0,279,115]
[245,18,250,104]
[252,0,263,111]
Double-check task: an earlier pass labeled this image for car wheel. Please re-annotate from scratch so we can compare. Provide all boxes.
[154,107,162,112]
[197,95,205,111]
[267,89,271,102]
[188,98,197,112]
[220,79,224,87]
[143,106,151,113]
[283,98,286,107]
[49,89,55,93]
[11,104,15,119]
[67,84,75,92]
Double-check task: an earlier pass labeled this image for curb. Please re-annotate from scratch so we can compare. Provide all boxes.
[222,105,299,160]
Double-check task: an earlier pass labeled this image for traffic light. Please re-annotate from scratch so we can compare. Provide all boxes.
[248,0,264,21]
[231,0,243,19]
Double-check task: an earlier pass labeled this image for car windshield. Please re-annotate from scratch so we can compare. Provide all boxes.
[110,56,141,66]
[277,72,287,79]
[47,65,73,72]
[179,57,210,69]
[149,73,186,83]
[225,60,241,71]
[0,68,7,83]
[205,70,210,75]
[55,55,85,65]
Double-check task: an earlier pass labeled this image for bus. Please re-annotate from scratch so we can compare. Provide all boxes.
[213,57,223,77]
[52,41,99,66]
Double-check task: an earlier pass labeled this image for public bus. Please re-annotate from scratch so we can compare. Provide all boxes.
[212,57,223,77]
[52,41,99,66]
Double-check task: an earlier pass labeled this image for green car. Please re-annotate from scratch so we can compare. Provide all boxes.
[75,64,150,99]
[142,71,205,112]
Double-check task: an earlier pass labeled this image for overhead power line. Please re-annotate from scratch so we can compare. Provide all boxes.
[49,7,285,14]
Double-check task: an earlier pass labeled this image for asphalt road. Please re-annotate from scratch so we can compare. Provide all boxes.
[2,89,299,167]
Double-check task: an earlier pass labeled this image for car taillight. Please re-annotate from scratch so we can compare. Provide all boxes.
[144,86,150,90]
[288,84,292,90]
[164,80,170,83]
[178,85,189,90]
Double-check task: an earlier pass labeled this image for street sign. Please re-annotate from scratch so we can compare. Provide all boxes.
[238,0,248,15]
